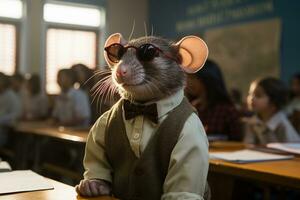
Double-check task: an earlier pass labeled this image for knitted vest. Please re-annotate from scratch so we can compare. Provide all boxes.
[104,97,194,200]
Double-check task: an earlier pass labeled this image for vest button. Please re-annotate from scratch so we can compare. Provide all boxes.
[134,168,144,176]
[133,133,140,139]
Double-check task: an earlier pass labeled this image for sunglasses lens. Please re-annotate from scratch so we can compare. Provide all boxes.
[105,44,125,63]
[137,44,158,62]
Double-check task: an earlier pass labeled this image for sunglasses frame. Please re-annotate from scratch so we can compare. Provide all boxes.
[105,43,179,64]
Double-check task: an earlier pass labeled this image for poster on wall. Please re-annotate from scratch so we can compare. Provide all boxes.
[204,18,281,98]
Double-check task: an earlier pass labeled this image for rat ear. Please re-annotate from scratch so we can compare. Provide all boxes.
[104,33,128,67]
[175,36,208,73]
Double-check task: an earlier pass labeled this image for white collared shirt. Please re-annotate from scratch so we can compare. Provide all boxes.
[285,97,300,115]
[243,111,300,144]
[52,88,91,126]
[84,89,209,200]
[0,89,22,125]
[23,93,48,120]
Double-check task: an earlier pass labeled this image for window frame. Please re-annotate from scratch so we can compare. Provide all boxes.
[43,2,105,94]
[45,23,100,69]
[43,22,100,96]
[0,18,21,74]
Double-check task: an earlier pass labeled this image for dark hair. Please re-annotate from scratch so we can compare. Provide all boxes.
[27,74,41,95]
[293,73,300,81]
[71,63,94,89]
[71,63,92,79]
[291,72,300,97]
[0,72,10,89]
[256,77,288,110]
[230,88,242,104]
[193,59,232,108]
[58,68,76,84]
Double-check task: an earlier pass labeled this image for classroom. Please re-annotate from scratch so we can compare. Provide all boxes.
[0,0,300,199]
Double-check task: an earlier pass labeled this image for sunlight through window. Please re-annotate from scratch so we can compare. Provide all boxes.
[0,0,23,19]
[44,3,101,27]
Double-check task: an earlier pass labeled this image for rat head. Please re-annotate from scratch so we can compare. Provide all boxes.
[104,33,208,102]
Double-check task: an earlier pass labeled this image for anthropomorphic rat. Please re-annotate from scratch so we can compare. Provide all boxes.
[76,33,210,200]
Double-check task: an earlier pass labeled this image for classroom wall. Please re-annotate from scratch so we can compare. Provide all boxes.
[149,0,300,83]
[18,0,300,83]
[106,0,148,38]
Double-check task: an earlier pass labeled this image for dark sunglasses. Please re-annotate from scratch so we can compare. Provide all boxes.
[104,43,179,63]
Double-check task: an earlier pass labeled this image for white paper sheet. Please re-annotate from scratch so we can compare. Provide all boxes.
[267,143,300,155]
[210,149,294,163]
[0,170,54,194]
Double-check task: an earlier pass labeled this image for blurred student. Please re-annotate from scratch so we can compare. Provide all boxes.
[185,60,242,141]
[23,74,48,120]
[71,64,98,123]
[71,63,94,92]
[285,73,300,115]
[243,77,300,144]
[71,63,117,123]
[0,72,22,146]
[229,88,243,110]
[52,69,91,127]
[11,73,25,94]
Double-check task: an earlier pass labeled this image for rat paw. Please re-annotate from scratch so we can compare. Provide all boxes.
[75,179,111,197]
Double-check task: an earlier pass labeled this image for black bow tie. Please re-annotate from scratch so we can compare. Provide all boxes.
[123,100,158,124]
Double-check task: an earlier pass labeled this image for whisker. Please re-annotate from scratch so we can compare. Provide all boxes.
[151,24,154,36]
[91,78,111,101]
[142,79,155,97]
[97,80,112,113]
[144,21,148,38]
[145,77,162,93]
[91,75,111,91]
[128,20,136,41]
[84,71,111,89]
[91,75,119,114]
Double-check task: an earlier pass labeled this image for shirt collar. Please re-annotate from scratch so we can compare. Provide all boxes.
[155,88,184,119]
[124,89,184,123]
[266,111,285,131]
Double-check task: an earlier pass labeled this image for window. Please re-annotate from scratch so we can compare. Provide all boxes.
[46,28,97,94]
[44,3,104,94]
[0,23,17,75]
[44,3,101,27]
[0,0,23,19]
[0,0,23,75]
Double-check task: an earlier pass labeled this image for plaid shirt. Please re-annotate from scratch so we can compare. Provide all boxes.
[196,103,242,141]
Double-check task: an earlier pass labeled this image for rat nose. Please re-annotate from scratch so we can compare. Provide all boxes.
[116,65,128,78]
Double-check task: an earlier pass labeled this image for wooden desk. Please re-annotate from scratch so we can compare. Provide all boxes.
[0,179,117,200]
[11,124,300,197]
[210,157,300,189]
[209,141,300,189]
[15,121,89,143]
[11,121,89,174]
[209,142,300,200]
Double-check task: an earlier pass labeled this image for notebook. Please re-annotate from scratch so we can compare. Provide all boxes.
[0,170,54,194]
[210,149,294,163]
[267,143,300,155]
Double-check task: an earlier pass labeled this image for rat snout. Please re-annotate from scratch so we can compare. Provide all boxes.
[114,64,131,84]
[116,65,127,77]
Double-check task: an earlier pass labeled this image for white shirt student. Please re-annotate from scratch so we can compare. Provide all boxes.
[0,88,22,126]
[243,111,300,144]
[52,88,91,126]
[0,88,22,147]
[23,93,48,120]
